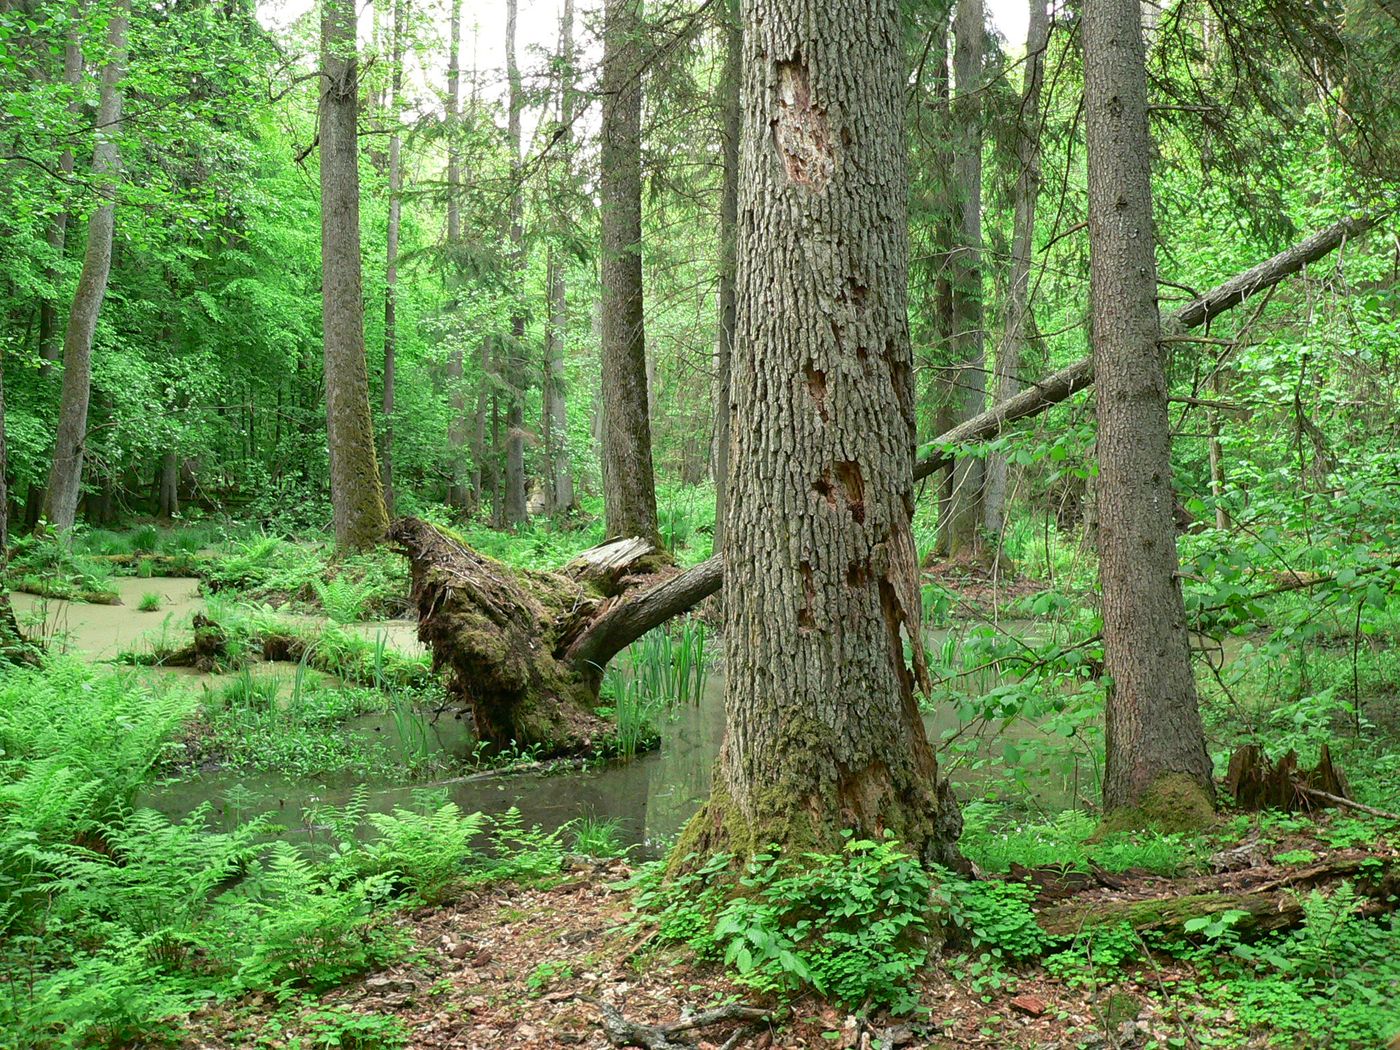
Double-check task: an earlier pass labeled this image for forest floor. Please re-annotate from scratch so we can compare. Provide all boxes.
[181,812,1400,1050]
[185,863,1183,1050]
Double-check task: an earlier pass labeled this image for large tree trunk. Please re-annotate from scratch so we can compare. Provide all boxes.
[321,0,390,551]
[43,0,127,532]
[157,450,179,520]
[599,0,659,543]
[543,0,577,516]
[939,0,987,560]
[983,0,1048,541]
[710,0,740,555]
[504,0,528,526]
[38,6,84,373]
[678,0,961,868]
[1084,0,1213,823]
[380,0,406,515]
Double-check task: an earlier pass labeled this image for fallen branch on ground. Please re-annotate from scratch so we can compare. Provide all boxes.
[584,996,770,1050]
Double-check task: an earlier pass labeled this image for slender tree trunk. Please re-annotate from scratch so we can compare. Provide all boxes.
[320,0,390,550]
[381,0,407,514]
[472,338,489,513]
[680,0,962,868]
[442,0,472,510]
[599,0,659,543]
[43,0,128,533]
[1207,362,1231,529]
[711,0,740,554]
[1,343,8,553]
[1084,0,1213,823]
[503,0,528,525]
[984,0,1047,540]
[158,450,179,520]
[543,0,576,515]
[939,0,985,559]
[39,6,84,371]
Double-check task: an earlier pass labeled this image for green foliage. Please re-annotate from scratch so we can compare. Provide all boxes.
[567,814,626,858]
[634,835,935,1014]
[1192,885,1400,1048]
[298,1006,407,1050]
[4,532,118,602]
[932,869,1049,964]
[959,802,1198,877]
[138,591,163,612]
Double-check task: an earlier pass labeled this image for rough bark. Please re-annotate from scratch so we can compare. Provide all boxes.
[983,0,1047,539]
[380,0,406,514]
[38,5,84,371]
[600,0,659,543]
[504,0,528,526]
[939,0,986,559]
[321,0,390,551]
[677,0,962,869]
[912,212,1376,482]
[710,0,740,555]
[1084,0,1213,820]
[43,0,127,533]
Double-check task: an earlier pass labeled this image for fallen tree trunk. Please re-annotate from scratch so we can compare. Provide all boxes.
[391,517,703,755]
[913,212,1378,481]
[1035,852,1399,939]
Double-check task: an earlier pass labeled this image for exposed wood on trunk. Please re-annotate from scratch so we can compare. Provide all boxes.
[912,213,1378,483]
[677,0,962,869]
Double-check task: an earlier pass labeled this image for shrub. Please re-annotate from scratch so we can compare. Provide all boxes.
[635,834,935,1014]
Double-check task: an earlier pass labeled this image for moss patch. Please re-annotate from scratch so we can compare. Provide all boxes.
[1098,773,1216,835]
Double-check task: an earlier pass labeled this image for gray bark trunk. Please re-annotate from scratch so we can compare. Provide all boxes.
[43,0,128,533]
[599,0,659,543]
[158,451,179,520]
[320,0,390,550]
[378,0,406,515]
[711,0,740,555]
[543,0,576,515]
[682,0,961,867]
[39,6,84,371]
[983,0,1047,539]
[939,0,986,558]
[444,0,470,509]
[504,0,528,525]
[380,0,406,514]
[1084,0,1212,818]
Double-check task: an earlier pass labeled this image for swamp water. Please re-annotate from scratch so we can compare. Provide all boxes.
[12,581,1088,855]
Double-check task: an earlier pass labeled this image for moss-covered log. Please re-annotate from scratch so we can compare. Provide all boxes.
[390,517,704,756]
[1035,854,1400,939]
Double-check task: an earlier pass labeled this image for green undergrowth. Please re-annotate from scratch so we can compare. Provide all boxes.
[629,809,1400,1045]
[0,661,565,1047]
[123,596,430,689]
[203,536,409,621]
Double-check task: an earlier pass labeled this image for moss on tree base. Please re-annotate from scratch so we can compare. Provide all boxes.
[1098,773,1216,835]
